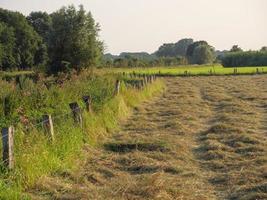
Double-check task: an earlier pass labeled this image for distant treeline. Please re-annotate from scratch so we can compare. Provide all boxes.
[0,5,103,73]
[103,39,216,67]
[104,43,267,68]
[221,49,267,67]
[0,5,266,72]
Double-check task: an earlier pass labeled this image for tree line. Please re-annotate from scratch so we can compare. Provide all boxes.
[103,38,217,67]
[0,5,103,73]
[104,41,267,68]
[1,5,266,71]
[221,46,267,67]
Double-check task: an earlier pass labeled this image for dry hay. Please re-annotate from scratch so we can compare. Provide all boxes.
[28,75,267,200]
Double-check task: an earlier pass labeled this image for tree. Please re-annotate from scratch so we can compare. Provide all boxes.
[186,41,215,64]
[192,45,215,64]
[48,6,103,72]
[186,41,208,57]
[0,22,16,70]
[0,8,46,69]
[155,43,175,57]
[27,11,52,44]
[48,5,103,73]
[155,38,193,58]
[260,46,267,52]
[230,45,243,52]
[222,51,267,67]
[174,38,193,56]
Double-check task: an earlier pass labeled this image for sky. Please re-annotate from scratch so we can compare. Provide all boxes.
[0,0,266,55]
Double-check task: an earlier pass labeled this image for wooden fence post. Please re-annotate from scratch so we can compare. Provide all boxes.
[2,126,14,169]
[82,96,92,113]
[42,115,54,141]
[69,102,82,126]
[115,80,121,95]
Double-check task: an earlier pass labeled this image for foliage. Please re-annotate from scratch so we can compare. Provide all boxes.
[155,38,193,57]
[48,5,103,73]
[27,11,52,44]
[260,46,267,52]
[192,45,215,64]
[186,41,208,57]
[186,41,215,64]
[0,8,46,70]
[0,22,16,70]
[0,5,102,73]
[230,45,243,52]
[221,51,267,67]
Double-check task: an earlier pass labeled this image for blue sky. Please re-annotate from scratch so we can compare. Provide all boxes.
[0,0,266,54]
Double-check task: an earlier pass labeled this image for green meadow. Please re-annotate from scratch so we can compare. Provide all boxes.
[109,65,267,76]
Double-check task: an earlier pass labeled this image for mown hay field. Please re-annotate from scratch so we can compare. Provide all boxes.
[28,74,267,200]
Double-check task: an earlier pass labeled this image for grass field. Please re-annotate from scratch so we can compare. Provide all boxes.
[108,65,267,76]
[28,74,267,200]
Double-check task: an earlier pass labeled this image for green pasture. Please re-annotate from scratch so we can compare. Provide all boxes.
[109,65,267,76]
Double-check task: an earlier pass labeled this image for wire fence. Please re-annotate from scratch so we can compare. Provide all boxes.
[0,74,158,169]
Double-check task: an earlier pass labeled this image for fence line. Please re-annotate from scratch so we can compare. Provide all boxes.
[1,74,158,169]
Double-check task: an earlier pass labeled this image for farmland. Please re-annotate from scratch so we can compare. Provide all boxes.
[0,1,266,199]
[27,74,267,200]
[109,65,267,76]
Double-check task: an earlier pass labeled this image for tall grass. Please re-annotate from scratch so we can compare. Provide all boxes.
[0,70,164,199]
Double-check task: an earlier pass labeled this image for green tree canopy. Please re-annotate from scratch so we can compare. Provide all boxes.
[0,8,46,69]
[156,43,176,57]
[174,38,193,56]
[48,5,103,73]
[260,46,267,52]
[222,51,267,67]
[230,45,243,52]
[186,41,215,64]
[192,45,215,64]
[155,38,193,58]
[27,11,52,44]
[186,41,208,57]
[0,22,16,70]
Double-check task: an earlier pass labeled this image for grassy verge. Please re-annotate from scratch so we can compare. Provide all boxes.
[0,71,164,199]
